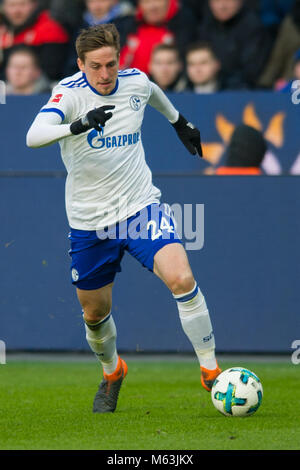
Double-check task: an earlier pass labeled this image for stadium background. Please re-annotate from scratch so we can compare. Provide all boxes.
[0,0,299,355]
[0,93,299,353]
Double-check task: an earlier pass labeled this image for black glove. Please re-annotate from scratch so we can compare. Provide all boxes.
[171,114,203,157]
[70,105,115,135]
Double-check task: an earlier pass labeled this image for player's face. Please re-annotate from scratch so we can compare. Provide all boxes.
[78,47,119,96]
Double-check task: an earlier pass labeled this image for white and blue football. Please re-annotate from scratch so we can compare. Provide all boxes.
[211,367,263,417]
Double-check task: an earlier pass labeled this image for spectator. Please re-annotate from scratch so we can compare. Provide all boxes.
[120,0,198,75]
[276,49,300,92]
[5,45,50,94]
[149,43,186,92]
[197,0,272,89]
[215,124,267,175]
[259,0,295,41]
[37,0,50,7]
[82,0,134,27]
[63,0,135,77]
[185,41,221,93]
[49,0,86,34]
[183,0,205,21]
[0,0,70,81]
[258,0,300,89]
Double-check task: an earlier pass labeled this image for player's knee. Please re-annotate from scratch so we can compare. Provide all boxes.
[83,303,111,324]
[169,272,195,295]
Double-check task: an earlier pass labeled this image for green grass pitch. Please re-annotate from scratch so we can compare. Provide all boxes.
[0,358,299,450]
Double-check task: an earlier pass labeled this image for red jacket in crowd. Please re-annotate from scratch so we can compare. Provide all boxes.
[0,9,69,80]
[120,0,197,75]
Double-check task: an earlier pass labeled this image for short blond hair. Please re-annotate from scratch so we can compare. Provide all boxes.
[76,24,120,62]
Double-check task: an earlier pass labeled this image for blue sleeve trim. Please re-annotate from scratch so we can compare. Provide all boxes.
[118,72,141,77]
[118,68,141,77]
[61,74,84,86]
[40,108,65,121]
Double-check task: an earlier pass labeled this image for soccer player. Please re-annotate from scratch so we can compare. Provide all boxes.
[26,24,221,413]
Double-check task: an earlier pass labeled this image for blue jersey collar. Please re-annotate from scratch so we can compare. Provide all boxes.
[82,73,119,96]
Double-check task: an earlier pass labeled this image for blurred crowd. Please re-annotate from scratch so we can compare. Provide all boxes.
[0,0,300,96]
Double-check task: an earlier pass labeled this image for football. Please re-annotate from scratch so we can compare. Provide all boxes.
[211,367,263,417]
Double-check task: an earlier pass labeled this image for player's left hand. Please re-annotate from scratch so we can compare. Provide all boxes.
[171,114,203,157]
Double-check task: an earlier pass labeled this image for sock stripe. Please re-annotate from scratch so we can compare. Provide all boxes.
[99,312,112,325]
[84,312,111,330]
[175,285,199,303]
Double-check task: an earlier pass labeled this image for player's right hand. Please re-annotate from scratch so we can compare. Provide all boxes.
[70,105,115,135]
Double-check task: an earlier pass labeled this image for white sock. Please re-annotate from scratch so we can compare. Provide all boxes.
[173,282,217,370]
[84,312,119,375]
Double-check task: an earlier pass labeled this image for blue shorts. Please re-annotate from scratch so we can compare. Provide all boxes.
[68,203,182,290]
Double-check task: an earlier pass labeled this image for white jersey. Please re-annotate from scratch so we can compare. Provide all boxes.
[29,69,179,230]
